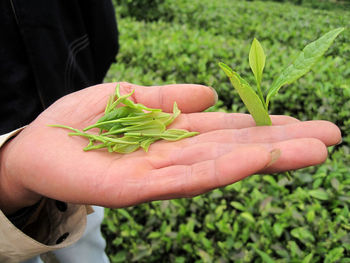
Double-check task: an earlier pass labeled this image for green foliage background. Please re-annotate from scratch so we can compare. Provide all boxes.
[102,0,350,262]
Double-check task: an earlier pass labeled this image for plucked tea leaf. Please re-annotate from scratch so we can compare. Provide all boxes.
[249,38,266,87]
[104,89,117,114]
[249,38,266,105]
[111,86,135,110]
[140,137,158,152]
[120,120,166,134]
[115,84,161,112]
[160,129,199,141]
[266,27,344,106]
[51,85,198,153]
[89,107,137,131]
[113,143,140,154]
[219,62,271,126]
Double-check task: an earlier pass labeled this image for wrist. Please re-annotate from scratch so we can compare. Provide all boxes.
[0,132,41,215]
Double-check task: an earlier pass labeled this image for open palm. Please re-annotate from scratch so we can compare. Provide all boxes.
[0,83,341,212]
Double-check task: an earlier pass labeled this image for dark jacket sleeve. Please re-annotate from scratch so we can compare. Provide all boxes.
[0,0,119,134]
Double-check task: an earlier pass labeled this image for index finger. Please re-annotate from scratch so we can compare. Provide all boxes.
[169,112,299,132]
[118,82,217,113]
[42,82,217,127]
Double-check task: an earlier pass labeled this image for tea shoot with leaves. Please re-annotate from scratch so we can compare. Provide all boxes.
[219,27,344,126]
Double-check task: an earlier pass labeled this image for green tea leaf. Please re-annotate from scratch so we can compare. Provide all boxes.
[51,85,198,154]
[330,177,340,191]
[170,102,181,124]
[88,107,136,131]
[117,113,159,125]
[325,247,344,263]
[249,38,266,87]
[255,248,275,263]
[197,249,212,262]
[104,89,117,114]
[266,27,344,106]
[122,120,166,134]
[306,209,315,223]
[289,241,302,257]
[112,85,136,109]
[219,62,271,126]
[302,253,314,263]
[112,137,142,153]
[249,38,266,105]
[83,142,109,151]
[240,212,255,223]
[86,111,158,132]
[291,227,315,243]
[111,250,127,263]
[230,201,245,211]
[160,129,199,141]
[115,85,161,112]
[273,222,285,237]
[151,102,181,127]
[309,189,330,200]
[140,137,158,152]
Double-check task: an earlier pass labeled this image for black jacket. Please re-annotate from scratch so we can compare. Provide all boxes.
[0,0,119,134]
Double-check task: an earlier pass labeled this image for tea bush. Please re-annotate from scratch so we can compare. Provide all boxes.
[258,0,350,11]
[103,0,350,261]
[107,0,350,137]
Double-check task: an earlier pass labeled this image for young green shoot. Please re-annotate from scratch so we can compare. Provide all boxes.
[219,27,344,126]
[219,27,344,179]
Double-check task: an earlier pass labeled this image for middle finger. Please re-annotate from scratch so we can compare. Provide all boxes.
[172,120,341,147]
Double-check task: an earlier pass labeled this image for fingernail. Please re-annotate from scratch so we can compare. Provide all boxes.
[336,138,343,146]
[209,86,218,104]
[266,149,281,168]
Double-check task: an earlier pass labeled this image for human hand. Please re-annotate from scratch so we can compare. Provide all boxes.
[0,82,341,214]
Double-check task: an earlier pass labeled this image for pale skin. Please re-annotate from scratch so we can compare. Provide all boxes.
[0,82,342,215]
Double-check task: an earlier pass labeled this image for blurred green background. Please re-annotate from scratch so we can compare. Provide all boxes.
[102,0,350,262]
